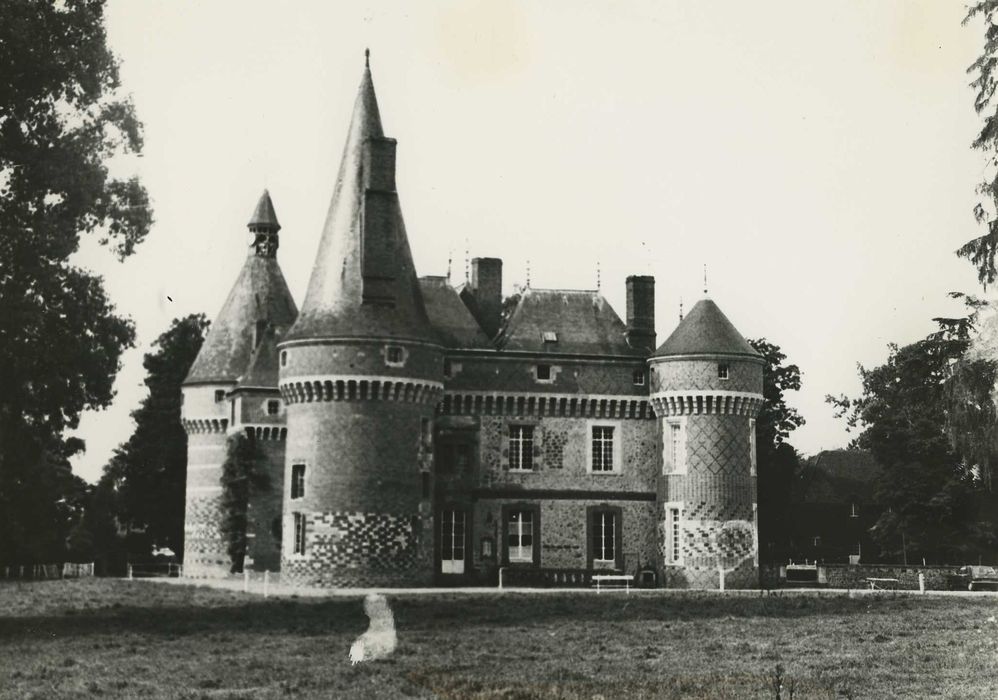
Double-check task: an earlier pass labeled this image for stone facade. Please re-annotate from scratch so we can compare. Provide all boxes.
[181,58,765,589]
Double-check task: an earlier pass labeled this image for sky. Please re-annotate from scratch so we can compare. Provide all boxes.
[70,0,986,483]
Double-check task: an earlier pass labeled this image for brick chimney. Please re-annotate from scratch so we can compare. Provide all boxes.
[470,257,503,338]
[625,275,655,351]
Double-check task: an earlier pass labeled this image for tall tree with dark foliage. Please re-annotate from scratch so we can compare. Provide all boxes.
[0,0,151,563]
[102,315,209,557]
[748,339,805,564]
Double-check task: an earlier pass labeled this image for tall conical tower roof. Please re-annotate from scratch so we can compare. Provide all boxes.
[653,298,760,359]
[185,191,299,385]
[285,56,437,344]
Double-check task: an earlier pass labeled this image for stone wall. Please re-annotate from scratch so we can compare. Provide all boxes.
[760,563,956,590]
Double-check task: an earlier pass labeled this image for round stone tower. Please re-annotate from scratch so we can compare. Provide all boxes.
[277,56,442,587]
[649,297,764,589]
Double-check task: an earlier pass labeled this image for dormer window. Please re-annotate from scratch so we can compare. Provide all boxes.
[717,363,729,380]
[385,345,406,367]
[542,331,558,343]
[535,364,552,382]
[214,389,226,403]
[633,370,645,386]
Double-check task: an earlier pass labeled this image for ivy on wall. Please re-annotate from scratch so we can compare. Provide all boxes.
[219,433,270,573]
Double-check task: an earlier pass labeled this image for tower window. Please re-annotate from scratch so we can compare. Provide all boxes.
[280,351,288,368]
[633,370,645,386]
[385,345,406,367]
[664,420,687,474]
[666,504,683,564]
[267,400,280,416]
[214,389,226,403]
[292,513,306,555]
[508,425,534,471]
[443,358,452,378]
[717,363,729,380]
[535,364,552,381]
[291,464,305,500]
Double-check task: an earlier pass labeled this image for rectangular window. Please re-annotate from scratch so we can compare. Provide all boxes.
[291,464,305,500]
[591,426,615,472]
[535,364,551,381]
[667,506,682,564]
[443,358,452,378]
[293,512,306,555]
[385,345,405,366]
[592,511,616,563]
[214,389,226,403]
[665,421,686,474]
[717,363,729,380]
[267,400,280,416]
[508,509,534,562]
[749,418,757,476]
[509,425,534,471]
[440,509,466,574]
[633,370,645,386]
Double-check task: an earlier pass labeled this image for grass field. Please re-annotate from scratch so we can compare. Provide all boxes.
[0,579,996,699]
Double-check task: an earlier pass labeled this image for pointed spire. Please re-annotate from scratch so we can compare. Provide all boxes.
[248,189,280,232]
[286,57,436,344]
[703,264,709,297]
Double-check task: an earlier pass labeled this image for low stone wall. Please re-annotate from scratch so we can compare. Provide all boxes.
[761,563,955,590]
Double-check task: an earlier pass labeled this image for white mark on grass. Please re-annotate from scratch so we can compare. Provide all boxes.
[349,594,397,665]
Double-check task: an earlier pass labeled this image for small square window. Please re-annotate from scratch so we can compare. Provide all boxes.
[717,363,729,380]
[386,345,405,366]
[267,400,280,416]
[633,370,645,386]
[535,364,551,381]
[542,331,558,343]
[214,389,226,403]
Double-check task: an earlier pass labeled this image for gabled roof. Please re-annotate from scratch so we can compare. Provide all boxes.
[248,189,280,231]
[285,59,436,345]
[654,298,760,359]
[419,277,493,349]
[496,288,644,357]
[185,255,298,385]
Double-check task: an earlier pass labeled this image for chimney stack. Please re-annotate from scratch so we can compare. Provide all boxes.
[625,275,655,351]
[470,257,503,339]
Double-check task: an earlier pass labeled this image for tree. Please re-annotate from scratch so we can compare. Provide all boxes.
[0,0,151,563]
[747,339,805,564]
[828,311,998,563]
[219,432,269,573]
[102,314,209,557]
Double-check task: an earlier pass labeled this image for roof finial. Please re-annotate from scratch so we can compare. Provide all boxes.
[365,48,370,68]
[703,264,708,296]
[526,259,532,288]
[596,260,601,291]
[679,296,684,321]
[446,248,453,282]
[464,238,469,283]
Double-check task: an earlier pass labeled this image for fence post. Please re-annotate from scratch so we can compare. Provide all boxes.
[263,570,269,598]
[718,565,725,592]
[127,564,133,580]
[243,568,249,593]
[918,572,925,594]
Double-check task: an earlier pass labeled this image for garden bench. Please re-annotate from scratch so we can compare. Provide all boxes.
[592,574,634,593]
[864,577,900,590]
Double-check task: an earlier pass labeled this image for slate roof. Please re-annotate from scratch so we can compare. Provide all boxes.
[248,189,280,231]
[184,255,298,385]
[418,277,493,349]
[285,60,437,345]
[654,298,760,359]
[496,288,644,357]
[237,324,290,388]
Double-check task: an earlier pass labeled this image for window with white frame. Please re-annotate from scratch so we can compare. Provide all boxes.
[440,509,466,574]
[591,426,615,472]
[717,363,729,380]
[385,345,406,367]
[749,418,757,476]
[535,364,552,382]
[292,512,306,555]
[666,504,682,564]
[509,425,534,471]
[664,419,687,474]
[291,464,305,500]
[507,509,534,562]
[592,510,616,564]
[633,369,645,386]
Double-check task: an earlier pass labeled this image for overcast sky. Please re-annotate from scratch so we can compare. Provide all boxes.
[69,0,985,482]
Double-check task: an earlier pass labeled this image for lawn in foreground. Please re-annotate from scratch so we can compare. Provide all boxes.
[0,579,996,699]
